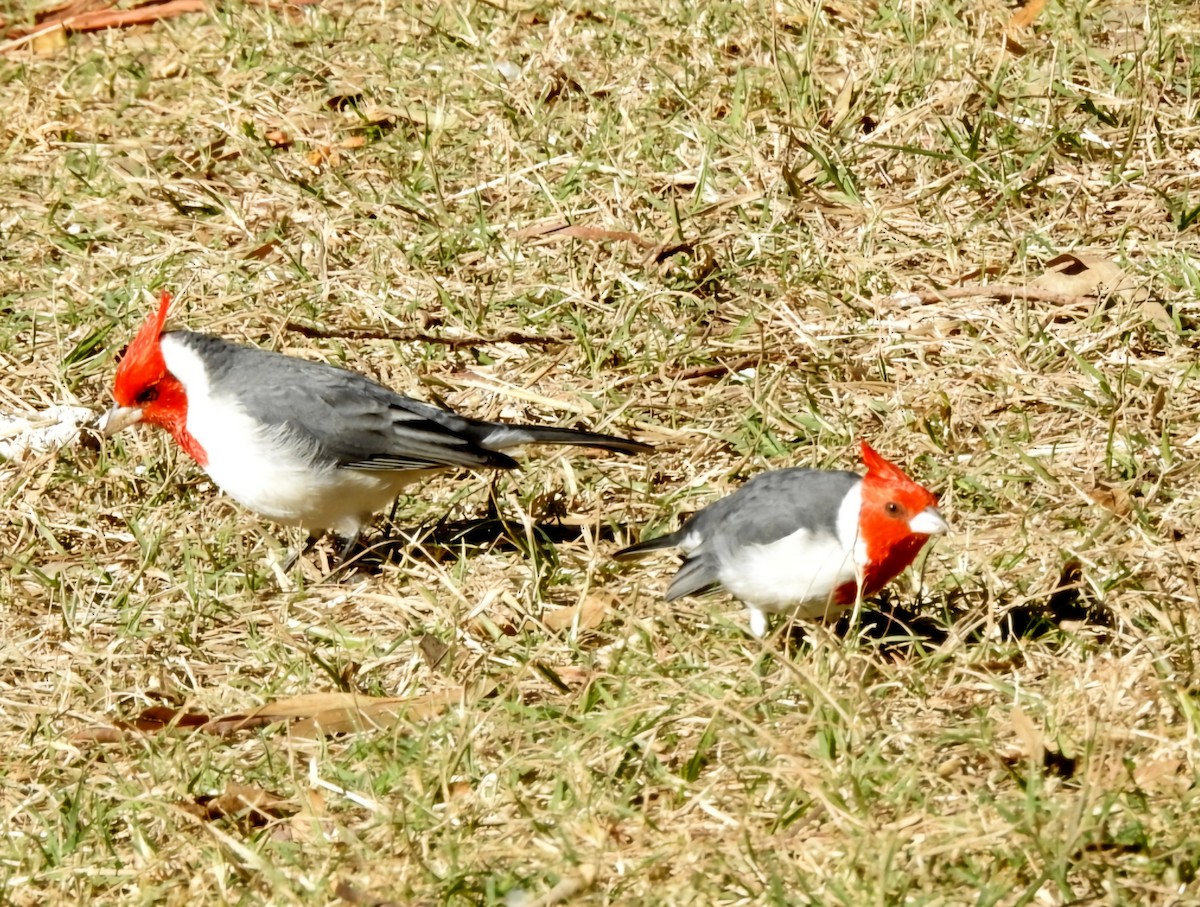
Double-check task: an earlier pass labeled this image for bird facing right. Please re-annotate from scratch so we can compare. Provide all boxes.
[615,441,948,638]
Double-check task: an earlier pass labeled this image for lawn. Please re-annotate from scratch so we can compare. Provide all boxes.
[3,0,1200,903]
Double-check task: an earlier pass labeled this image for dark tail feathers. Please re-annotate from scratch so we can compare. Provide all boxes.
[481,423,653,457]
[616,537,720,603]
[613,530,682,560]
[664,555,720,601]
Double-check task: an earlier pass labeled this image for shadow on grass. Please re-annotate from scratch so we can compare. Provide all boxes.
[787,559,1114,656]
[319,513,630,580]
[324,530,1114,658]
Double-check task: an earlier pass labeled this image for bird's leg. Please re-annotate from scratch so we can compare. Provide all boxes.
[748,607,770,639]
[381,497,401,541]
[313,529,375,584]
[281,533,322,572]
[334,529,363,565]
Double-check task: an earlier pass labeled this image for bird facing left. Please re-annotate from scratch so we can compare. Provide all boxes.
[101,291,653,561]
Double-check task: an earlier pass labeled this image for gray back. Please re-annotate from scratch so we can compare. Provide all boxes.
[171,332,511,471]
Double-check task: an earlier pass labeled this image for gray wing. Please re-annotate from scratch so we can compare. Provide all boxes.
[663,468,862,601]
[180,332,517,472]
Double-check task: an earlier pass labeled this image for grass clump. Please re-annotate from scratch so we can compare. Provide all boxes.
[3,0,1200,903]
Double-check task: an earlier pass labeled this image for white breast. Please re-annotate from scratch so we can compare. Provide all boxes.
[161,336,417,536]
[715,481,864,620]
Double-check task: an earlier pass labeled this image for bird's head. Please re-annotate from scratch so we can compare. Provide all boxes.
[101,290,189,441]
[855,440,947,592]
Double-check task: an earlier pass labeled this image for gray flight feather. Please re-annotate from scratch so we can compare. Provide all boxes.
[174,331,651,471]
[616,468,862,601]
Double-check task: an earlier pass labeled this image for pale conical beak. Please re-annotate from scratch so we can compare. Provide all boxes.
[99,405,144,438]
[908,506,949,536]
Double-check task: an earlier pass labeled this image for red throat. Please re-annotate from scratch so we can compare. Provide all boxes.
[143,376,207,466]
[112,291,208,466]
[839,441,941,602]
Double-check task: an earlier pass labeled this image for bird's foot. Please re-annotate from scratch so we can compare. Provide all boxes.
[335,530,363,564]
[280,533,322,573]
[747,607,770,640]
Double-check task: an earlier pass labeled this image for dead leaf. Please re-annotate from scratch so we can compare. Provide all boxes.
[1134,757,1184,790]
[1149,385,1167,421]
[71,723,132,743]
[244,238,281,261]
[513,221,656,248]
[1010,705,1044,764]
[443,779,472,800]
[1004,33,1028,56]
[289,788,327,842]
[1141,300,1175,333]
[214,689,469,737]
[825,71,856,132]
[283,687,483,738]
[670,355,760,383]
[30,23,67,54]
[181,783,294,827]
[264,128,292,148]
[325,90,364,111]
[345,106,459,134]
[1007,0,1045,31]
[418,633,454,670]
[2,0,205,52]
[936,756,965,778]
[31,0,110,26]
[541,593,612,631]
[1007,707,1077,778]
[1089,484,1132,517]
[135,706,212,730]
[75,686,490,742]
[644,240,694,267]
[1032,253,1147,303]
[307,145,341,168]
[72,705,212,742]
[10,0,203,41]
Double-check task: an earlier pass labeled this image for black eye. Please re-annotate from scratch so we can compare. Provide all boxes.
[135,387,159,405]
[885,502,901,516]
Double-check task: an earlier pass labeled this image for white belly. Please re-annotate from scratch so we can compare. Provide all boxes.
[718,526,858,617]
[199,411,418,535]
[161,335,427,536]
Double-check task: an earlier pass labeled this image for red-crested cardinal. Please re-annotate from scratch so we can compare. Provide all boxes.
[101,291,652,559]
[615,442,947,637]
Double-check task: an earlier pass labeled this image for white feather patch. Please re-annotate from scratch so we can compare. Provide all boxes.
[162,336,417,536]
[719,481,863,621]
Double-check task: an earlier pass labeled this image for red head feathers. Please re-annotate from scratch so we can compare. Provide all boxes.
[855,440,944,597]
[105,290,196,457]
[112,290,172,409]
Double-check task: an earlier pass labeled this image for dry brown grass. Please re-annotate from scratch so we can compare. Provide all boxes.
[3,0,1200,903]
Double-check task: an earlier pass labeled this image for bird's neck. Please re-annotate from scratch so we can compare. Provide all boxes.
[148,408,208,467]
[153,337,210,466]
[141,372,210,467]
[168,423,209,467]
[859,533,928,597]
